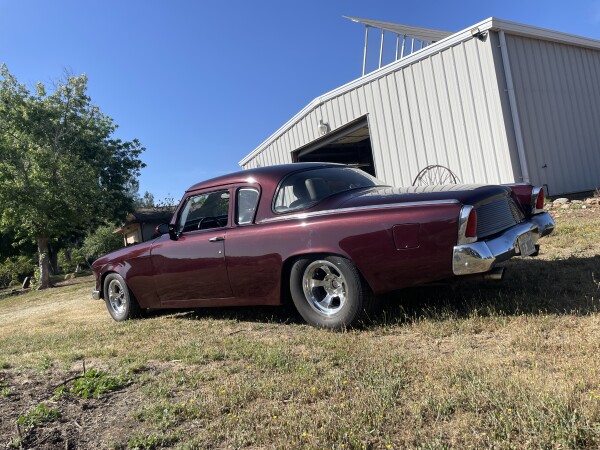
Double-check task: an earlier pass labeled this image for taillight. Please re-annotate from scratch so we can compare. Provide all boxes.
[458,205,477,244]
[465,208,477,238]
[532,187,545,214]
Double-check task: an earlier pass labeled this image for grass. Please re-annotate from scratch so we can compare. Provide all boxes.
[0,208,599,448]
[17,403,61,429]
[67,368,129,399]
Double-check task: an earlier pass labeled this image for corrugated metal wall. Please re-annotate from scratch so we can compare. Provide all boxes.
[506,34,600,195]
[243,35,518,187]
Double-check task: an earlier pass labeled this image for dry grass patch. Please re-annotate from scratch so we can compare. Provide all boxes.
[0,207,599,448]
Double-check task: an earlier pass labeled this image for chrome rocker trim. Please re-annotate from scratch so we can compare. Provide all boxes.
[92,289,101,300]
[452,212,555,276]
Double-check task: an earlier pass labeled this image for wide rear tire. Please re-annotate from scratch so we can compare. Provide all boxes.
[289,255,374,330]
[103,273,142,321]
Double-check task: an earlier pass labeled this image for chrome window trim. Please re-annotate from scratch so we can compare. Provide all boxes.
[177,188,231,234]
[236,187,260,225]
[260,199,460,223]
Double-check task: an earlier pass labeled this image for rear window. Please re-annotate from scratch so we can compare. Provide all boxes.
[273,167,383,213]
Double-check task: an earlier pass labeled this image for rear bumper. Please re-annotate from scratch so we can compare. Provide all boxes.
[92,289,101,300]
[452,212,555,276]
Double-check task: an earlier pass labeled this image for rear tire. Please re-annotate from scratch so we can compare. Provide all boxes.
[289,255,374,329]
[103,273,142,321]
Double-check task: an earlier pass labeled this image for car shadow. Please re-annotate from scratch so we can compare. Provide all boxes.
[145,304,300,325]
[373,254,600,326]
[153,255,600,329]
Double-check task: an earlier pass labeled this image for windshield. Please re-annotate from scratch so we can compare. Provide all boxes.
[273,167,385,213]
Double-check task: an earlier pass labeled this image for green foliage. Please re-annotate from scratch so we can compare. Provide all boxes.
[69,368,127,399]
[0,65,145,287]
[137,191,156,208]
[17,403,61,429]
[0,228,36,261]
[0,255,34,288]
[155,196,177,208]
[57,247,86,273]
[81,225,123,262]
[52,385,67,400]
[127,433,169,450]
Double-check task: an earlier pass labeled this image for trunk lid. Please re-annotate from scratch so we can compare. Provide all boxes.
[335,184,524,240]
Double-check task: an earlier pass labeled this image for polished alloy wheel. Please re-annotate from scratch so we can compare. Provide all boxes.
[302,260,347,316]
[107,279,126,315]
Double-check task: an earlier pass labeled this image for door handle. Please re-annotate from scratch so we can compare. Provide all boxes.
[208,236,225,242]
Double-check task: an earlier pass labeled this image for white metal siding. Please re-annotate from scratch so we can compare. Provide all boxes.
[243,36,516,187]
[506,34,600,195]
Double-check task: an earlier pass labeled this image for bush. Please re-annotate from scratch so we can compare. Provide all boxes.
[0,256,35,289]
[81,225,123,262]
[57,247,87,273]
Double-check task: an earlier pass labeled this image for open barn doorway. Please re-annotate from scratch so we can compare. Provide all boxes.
[293,117,375,176]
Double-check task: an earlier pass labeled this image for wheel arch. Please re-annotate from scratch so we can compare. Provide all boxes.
[98,265,128,300]
[280,251,374,304]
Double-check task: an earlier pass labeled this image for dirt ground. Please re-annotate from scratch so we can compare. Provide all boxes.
[0,365,145,449]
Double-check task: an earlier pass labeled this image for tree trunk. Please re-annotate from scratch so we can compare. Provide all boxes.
[49,246,58,275]
[37,235,51,289]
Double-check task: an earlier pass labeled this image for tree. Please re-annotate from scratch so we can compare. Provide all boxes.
[136,191,155,208]
[0,65,145,288]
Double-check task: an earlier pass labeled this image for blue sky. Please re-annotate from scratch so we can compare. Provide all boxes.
[1,0,599,201]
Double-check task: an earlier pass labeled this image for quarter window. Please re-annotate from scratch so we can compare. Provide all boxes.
[237,188,259,225]
[178,190,230,233]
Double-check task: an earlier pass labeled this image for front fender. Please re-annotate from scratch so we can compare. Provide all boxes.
[93,256,160,309]
[92,262,128,300]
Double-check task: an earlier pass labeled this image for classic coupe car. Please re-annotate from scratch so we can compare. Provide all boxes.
[92,163,555,329]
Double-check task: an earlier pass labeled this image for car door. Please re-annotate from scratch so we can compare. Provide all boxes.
[223,185,282,303]
[150,188,233,305]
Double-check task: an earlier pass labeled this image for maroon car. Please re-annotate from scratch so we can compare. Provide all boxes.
[92,163,555,329]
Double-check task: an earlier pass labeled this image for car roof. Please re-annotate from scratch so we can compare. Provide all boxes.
[185,162,342,192]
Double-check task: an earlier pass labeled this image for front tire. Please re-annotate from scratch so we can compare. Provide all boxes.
[289,256,374,329]
[103,273,142,321]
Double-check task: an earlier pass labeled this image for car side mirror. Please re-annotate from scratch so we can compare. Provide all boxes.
[169,224,180,240]
[156,223,170,235]
[157,223,179,240]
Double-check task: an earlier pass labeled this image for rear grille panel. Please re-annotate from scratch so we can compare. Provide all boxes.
[476,196,524,239]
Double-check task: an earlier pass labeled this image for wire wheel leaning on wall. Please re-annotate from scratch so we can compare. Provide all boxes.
[412,165,461,186]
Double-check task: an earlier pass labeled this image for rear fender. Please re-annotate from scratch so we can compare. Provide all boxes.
[505,183,546,216]
[506,183,534,214]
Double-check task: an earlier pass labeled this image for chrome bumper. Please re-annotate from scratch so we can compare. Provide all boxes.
[452,212,555,276]
[92,289,101,300]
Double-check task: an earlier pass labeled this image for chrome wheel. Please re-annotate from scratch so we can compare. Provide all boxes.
[103,273,141,321]
[302,260,347,316]
[107,279,126,315]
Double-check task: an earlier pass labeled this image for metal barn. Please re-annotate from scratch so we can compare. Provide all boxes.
[239,17,600,196]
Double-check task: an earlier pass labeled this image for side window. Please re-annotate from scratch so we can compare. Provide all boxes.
[178,190,230,233]
[236,188,259,225]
